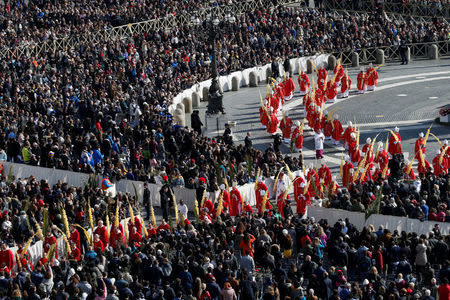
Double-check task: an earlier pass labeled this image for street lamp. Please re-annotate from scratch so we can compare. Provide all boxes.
[191,2,235,115]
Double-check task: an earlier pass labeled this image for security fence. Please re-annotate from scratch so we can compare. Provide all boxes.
[332,40,450,66]
[323,0,450,21]
[0,0,302,60]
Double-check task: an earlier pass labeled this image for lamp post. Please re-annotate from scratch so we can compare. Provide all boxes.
[191,3,235,115]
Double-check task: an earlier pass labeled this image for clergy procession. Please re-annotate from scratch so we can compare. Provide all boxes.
[256,62,449,219]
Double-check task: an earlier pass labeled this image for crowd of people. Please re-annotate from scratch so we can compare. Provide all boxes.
[0,4,447,186]
[0,0,449,299]
[0,170,449,299]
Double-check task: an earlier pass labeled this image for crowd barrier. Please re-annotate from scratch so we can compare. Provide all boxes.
[307,206,449,236]
[4,160,449,271]
[169,54,330,113]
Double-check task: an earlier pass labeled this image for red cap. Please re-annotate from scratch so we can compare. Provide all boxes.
[163,175,169,181]
[199,177,206,183]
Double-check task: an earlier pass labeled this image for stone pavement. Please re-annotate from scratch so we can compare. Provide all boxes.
[187,59,450,175]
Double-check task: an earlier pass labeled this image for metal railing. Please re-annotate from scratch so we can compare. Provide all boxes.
[323,0,450,21]
[331,40,450,66]
[0,0,302,60]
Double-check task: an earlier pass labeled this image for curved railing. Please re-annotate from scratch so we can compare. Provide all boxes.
[323,0,450,21]
[331,40,450,66]
[0,0,302,60]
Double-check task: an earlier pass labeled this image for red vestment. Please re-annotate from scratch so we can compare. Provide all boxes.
[267,113,279,134]
[94,225,109,246]
[280,117,293,139]
[388,132,403,155]
[341,75,351,93]
[230,188,242,217]
[414,138,426,159]
[357,72,366,91]
[343,162,354,188]
[366,67,379,86]
[298,73,310,92]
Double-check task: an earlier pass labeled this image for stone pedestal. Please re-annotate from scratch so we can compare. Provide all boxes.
[202,87,209,101]
[249,71,258,87]
[306,59,314,74]
[375,49,385,64]
[327,55,337,70]
[232,76,240,91]
[192,92,201,108]
[183,97,192,113]
[429,44,438,60]
[352,52,359,67]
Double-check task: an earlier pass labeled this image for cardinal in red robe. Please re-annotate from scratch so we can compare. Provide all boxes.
[388,127,403,155]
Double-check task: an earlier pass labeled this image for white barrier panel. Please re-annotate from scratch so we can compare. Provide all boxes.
[169,54,330,113]
[308,206,366,230]
[366,214,409,233]
[307,206,450,235]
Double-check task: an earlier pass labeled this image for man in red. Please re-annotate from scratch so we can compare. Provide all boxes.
[415,132,426,159]
[243,201,254,217]
[44,229,58,259]
[17,243,33,270]
[433,150,447,176]
[334,63,344,84]
[318,163,332,186]
[260,102,269,129]
[403,161,416,180]
[348,133,361,165]
[322,112,333,141]
[279,111,293,144]
[361,138,374,169]
[376,141,389,172]
[93,234,105,253]
[326,79,338,103]
[266,107,279,135]
[69,225,81,251]
[332,114,343,146]
[157,219,170,233]
[388,127,403,156]
[128,226,143,247]
[340,70,351,98]
[438,278,450,300]
[230,183,242,217]
[343,155,354,188]
[441,139,449,172]
[94,220,109,247]
[295,182,310,216]
[357,67,367,94]
[0,242,14,275]
[283,73,295,101]
[343,121,355,150]
[366,63,379,91]
[298,69,310,96]
[307,167,320,198]
[269,91,279,113]
[277,183,288,218]
[109,225,125,249]
[293,174,305,202]
[219,184,230,211]
[255,177,268,214]
[417,153,432,174]
[317,66,327,86]
[127,215,142,235]
[69,241,81,261]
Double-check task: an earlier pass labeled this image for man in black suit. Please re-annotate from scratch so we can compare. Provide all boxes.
[191,110,203,135]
